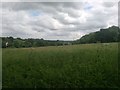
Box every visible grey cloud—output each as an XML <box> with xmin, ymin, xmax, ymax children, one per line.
<box><xmin>1</xmin><ymin>2</ymin><xmax>118</xmax><ymax>40</ymax></box>
<box><xmin>102</xmin><ymin>2</ymin><xmax>116</xmax><ymax>7</ymax></box>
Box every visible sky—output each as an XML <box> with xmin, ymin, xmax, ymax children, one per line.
<box><xmin>1</xmin><ymin>0</ymin><xmax>119</xmax><ymax>40</ymax></box>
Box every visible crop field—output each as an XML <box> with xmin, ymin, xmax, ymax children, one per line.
<box><xmin>2</xmin><ymin>43</ymin><xmax>119</xmax><ymax>88</ymax></box>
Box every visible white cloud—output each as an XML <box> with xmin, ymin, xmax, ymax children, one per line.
<box><xmin>1</xmin><ymin>1</ymin><xmax>118</xmax><ymax>40</ymax></box>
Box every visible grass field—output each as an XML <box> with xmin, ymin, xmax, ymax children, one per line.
<box><xmin>2</xmin><ymin>43</ymin><xmax>119</xmax><ymax>88</ymax></box>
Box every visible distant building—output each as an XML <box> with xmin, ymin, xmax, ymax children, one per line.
<box><xmin>63</xmin><ymin>42</ymin><xmax>71</xmax><ymax>46</ymax></box>
<box><xmin>6</xmin><ymin>42</ymin><xmax>8</xmax><ymax>47</ymax></box>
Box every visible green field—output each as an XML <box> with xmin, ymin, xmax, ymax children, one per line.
<box><xmin>2</xmin><ymin>43</ymin><xmax>119</xmax><ymax>88</ymax></box>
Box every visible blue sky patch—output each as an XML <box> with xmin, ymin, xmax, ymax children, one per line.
<box><xmin>84</xmin><ymin>3</ymin><xmax>93</xmax><ymax>11</ymax></box>
<box><xmin>28</xmin><ymin>10</ymin><xmax>43</xmax><ymax>17</ymax></box>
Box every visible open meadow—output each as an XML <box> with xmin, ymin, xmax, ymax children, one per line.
<box><xmin>2</xmin><ymin>43</ymin><xmax>119</xmax><ymax>88</ymax></box>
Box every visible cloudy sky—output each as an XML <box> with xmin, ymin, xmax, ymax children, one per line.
<box><xmin>1</xmin><ymin>1</ymin><xmax>118</xmax><ymax>40</ymax></box>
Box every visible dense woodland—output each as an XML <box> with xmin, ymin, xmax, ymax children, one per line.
<box><xmin>74</xmin><ymin>26</ymin><xmax>120</xmax><ymax>44</ymax></box>
<box><xmin>1</xmin><ymin>26</ymin><xmax>120</xmax><ymax>48</ymax></box>
<box><xmin>1</xmin><ymin>37</ymin><xmax>72</xmax><ymax>48</ymax></box>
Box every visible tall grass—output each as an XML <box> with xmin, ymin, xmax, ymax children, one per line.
<box><xmin>2</xmin><ymin>43</ymin><xmax>119</xmax><ymax>88</ymax></box>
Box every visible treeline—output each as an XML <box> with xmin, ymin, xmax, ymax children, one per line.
<box><xmin>1</xmin><ymin>37</ymin><xmax>72</xmax><ymax>48</ymax></box>
<box><xmin>1</xmin><ymin>26</ymin><xmax>120</xmax><ymax>48</ymax></box>
<box><xmin>74</xmin><ymin>26</ymin><xmax>120</xmax><ymax>44</ymax></box>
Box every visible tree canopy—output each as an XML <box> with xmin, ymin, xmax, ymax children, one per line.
<box><xmin>75</xmin><ymin>26</ymin><xmax>120</xmax><ymax>44</ymax></box>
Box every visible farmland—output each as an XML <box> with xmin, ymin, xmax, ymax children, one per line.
<box><xmin>2</xmin><ymin>43</ymin><xmax>119</xmax><ymax>88</ymax></box>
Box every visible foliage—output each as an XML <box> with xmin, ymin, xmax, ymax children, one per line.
<box><xmin>75</xmin><ymin>26</ymin><xmax>120</xmax><ymax>44</ymax></box>
<box><xmin>1</xmin><ymin>37</ymin><xmax>72</xmax><ymax>48</ymax></box>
